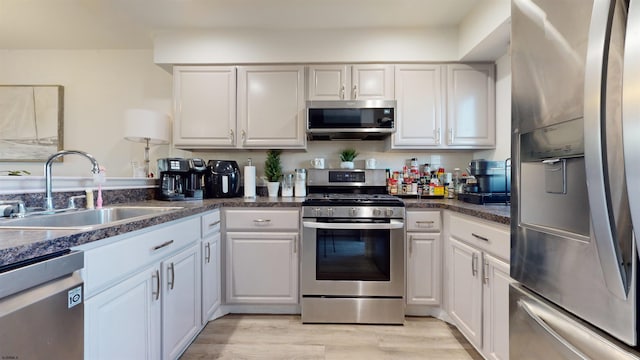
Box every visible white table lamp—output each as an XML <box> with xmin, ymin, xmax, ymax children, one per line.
<box><xmin>124</xmin><ymin>109</ymin><xmax>170</xmax><ymax>177</ymax></box>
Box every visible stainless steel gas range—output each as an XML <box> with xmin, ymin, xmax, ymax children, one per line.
<box><xmin>301</xmin><ymin>169</ymin><xmax>405</xmax><ymax>324</ymax></box>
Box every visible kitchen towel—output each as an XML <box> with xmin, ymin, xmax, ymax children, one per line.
<box><xmin>244</xmin><ymin>165</ymin><xmax>256</xmax><ymax>198</ymax></box>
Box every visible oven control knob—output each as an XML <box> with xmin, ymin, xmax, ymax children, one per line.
<box><xmin>385</xmin><ymin>208</ymin><xmax>395</xmax><ymax>217</ymax></box>
<box><xmin>350</xmin><ymin>207</ymin><xmax>359</xmax><ymax>216</ymax></box>
<box><xmin>314</xmin><ymin>208</ymin><xmax>322</xmax><ymax>216</ymax></box>
<box><xmin>373</xmin><ymin>208</ymin><xmax>382</xmax><ymax>217</ymax></box>
<box><xmin>327</xmin><ymin>208</ymin><xmax>334</xmax><ymax>216</ymax></box>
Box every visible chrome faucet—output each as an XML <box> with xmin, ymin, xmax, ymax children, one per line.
<box><xmin>45</xmin><ymin>150</ymin><xmax>101</xmax><ymax>212</ymax></box>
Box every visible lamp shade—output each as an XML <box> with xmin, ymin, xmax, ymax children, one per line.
<box><xmin>123</xmin><ymin>109</ymin><xmax>170</xmax><ymax>144</ymax></box>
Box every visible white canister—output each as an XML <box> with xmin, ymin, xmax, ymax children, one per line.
<box><xmin>295</xmin><ymin>180</ymin><xmax>306</xmax><ymax>197</ymax></box>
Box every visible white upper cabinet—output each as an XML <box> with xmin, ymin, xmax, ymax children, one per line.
<box><xmin>172</xmin><ymin>62</ymin><xmax>492</xmax><ymax>150</ymax></box>
<box><xmin>391</xmin><ymin>63</ymin><xmax>495</xmax><ymax>150</ymax></box>
<box><xmin>307</xmin><ymin>64</ymin><xmax>394</xmax><ymax>100</ymax></box>
<box><xmin>173</xmin><ymin>66</ymin><xmax>237</xmax><ymax>148</ymax></box>
<box><xmin>307</xmin><ymin>65</ymin><xmax>350</xmax><ymax>100</ymax></box>
<box><xmin>391</xmin><ymin>65</ymin><xmax>444</xmax><ymax>148</ymax></box>
<box><xmin>237</xmin><ymin>65</ymin><xmax>306</xmax><ymax>148</ymax></box>
<box><xmin>446</xmin><ymin>63</ymin><xmax>496</xmax><ymax>148</ymax></box>
<box><xmin>173</xmin><ymin>65</ymin><xmax>305</xmax><ymax>149</ymax></box>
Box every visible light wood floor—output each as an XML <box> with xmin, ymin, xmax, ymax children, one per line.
<box><xmin>181</xmin><ymin>314</ymin><xmax>483</xmax><ymax>360</ymax></box>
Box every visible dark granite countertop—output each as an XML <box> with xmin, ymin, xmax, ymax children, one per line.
<box><xmin>402</xmin><ymin>198</ymin><xmax>511</xmax><ymax>225</ymax></box>
<box><xmin>0</xmin><ymin>196</ymin><xmax>508</xmax><ymax>267</ymax></box>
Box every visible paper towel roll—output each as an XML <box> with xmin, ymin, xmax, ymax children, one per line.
<box><xmin>244</xmin><ymin>165</ymin><xmax>256</xmax><ymax>198</ymax></box>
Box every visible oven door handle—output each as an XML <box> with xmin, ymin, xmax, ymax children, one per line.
<box><xmin>302</xmin><ymin>220</ymin><xmax>404</xmax><ymax>230</ymax></box>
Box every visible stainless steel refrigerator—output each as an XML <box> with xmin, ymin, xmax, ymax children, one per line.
<box><xmin>511</xmin><ymin>0</ymin><xmax>640</xmax><ymax>358</ymax></box>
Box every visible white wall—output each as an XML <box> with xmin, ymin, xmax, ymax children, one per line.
<box><xmin>474</xmin><ymin>52</ymin><xmax>511</xmax><ymax>162</ymax></box>
<box><xmin>0</xmin><ymin>49</ymin><xmax>173</xmax><ymax>177</ymax></box>
<box><xmin>458</xmin><ymin>0</ymin><xmax>510</xmax><ymax>60</ymax></box>
<box><xmin>154</xmin><ymin>27</ymin><xmax>460</xmax><ymax>65</ymax></box>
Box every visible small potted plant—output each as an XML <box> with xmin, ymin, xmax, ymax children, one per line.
<box><xmin>264</xmin><ymin>149</ymin><xmax>283</xmax><ymax>197</ymax></box>
<box><xmin>339</xmin><ymin>148</ymin><xmax>359</xmax><ymax>169</ymax></box>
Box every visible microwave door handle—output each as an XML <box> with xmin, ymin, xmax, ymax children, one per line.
<box><xmin>302</xmin><ymin>220</ymin><xmax>404</xmax><ymax>230</ymax></box>
<box><xmin>584</xmin><ymin>0</ymin><xmax>628</xmax><ymax>299</ymax></box>
<box><xmin>624</xmin><ymin>0</ymin><xmax>640</xmax><ymax>259</ymax></box>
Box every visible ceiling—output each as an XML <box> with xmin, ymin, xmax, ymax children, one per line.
<box><xmin>0</xmin><ymin>0</ymin><xmax>480</xmax><ymax>49</ymax></box>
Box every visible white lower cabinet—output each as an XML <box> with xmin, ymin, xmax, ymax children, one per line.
<box><xmin>78</xmin><ymin>217</ymin><xmax>202</xmax><ymax>360</ymax></box>
<box><xmin>201</xmin><ymin>210</ymin><xmax>222</xmax><ymax>324</ymax></box>
<box><xmin>85</xmin><ymin>265</ymin><xmax>161</xmax><ymax>360</ymax></box>
<box><xmin>482</xmin><ymin>254</ymin><xmax>511</xmax><ymax>360</ymax></box>
<box><xmin>162</xmin><ymin>243</ymin><xmax>201</xmax><ymax>360</ymax></box>
<box><xmin>445</xmin><ymin>211</ymin><xmax>512</xmax><ymax>360</ymax></box>
<box><xmin>448</xmin><ymin>237</ymin><xmax>483</xmax><ymax>347</ymax></box>
<box><xmin>406</xmin><ymin>210</ymin><xmax>442</xmax><ymax>306</ymax></box>
<box><xmin>226</xmin><ymin>232</ymin><xmax>299</xmax><ymax>304</ymax></box>
<box><xmin>224</xmin><ymin>208</ymin><xmax>300</xmax><ymax>305</ymax></box>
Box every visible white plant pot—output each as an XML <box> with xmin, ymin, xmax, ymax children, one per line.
<box><xmin>340</xmin><ymin>161</ymin><xmax>354</xmax><ymax>169</ymax></box>
<box><xmin>267</xmin><ymin>181</ymin><xmax>280</xmax><ymax>197</ymax></box>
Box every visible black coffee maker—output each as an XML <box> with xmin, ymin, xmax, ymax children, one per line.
<box><xmin>186</xmin><ymin>158</ymin><xmax>207</xmax><ymax>199</ymax></box>
<box><xmin>157</xmin><ymin>158</ymin><xmax>190</xmax><ymax>201</ymax></box>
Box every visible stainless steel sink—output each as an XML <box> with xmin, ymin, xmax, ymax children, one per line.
<box><xmin>0</xmin><ymin>206</ymin><xmax>184</xmax><ymax>230</ymax></box>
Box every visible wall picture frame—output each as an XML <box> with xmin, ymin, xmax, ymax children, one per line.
<box><xmin>0</xmin><ymin>85</ymin><xmax>64</xmax><ymax>162</ymax></box>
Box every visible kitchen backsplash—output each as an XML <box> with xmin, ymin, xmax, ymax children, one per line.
<box><xmin>175</xmin><ymin>141</ymin><xmax>476</xmax><ymax>184</ymax></box>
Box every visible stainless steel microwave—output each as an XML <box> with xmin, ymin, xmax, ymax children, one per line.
<box><xmin>306</xmin><ymin>100</ymin><xmax>396</xmax><ymax>140</ymax></box>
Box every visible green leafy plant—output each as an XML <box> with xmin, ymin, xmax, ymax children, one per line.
<box><xmin>264</xmin><ymin>150</ymin><xmax>283</xmax><ymax>182</ymax></box>
<box><xmin>339</xmin><ymin>148</ymin><xmax>359</xmax><ymax>162</ymax></box>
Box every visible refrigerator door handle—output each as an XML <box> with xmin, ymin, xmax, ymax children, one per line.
<box><xmin>583</xmin><ymin>0</ymin><xmax>628</xmax><ymax>299</ymax></box>
<box><xmin>624</xmin><ymin>0</ymin><xmax>640</xmax><ymax>258</ymax></box>
<box><xmin>517</xmin><ymin>299</ymin><xmax>589</xmax><ymax>359</ymax></box>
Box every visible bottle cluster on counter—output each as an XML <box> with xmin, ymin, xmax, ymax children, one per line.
<box><xmin>386</xmin><ymin>158</ymin><xmax>466</xmax><ymax>199</ymax></box>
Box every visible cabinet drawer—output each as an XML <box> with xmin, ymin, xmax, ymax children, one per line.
<box><xmin>82</xmin><ymin>217</ymin><xmax>201</xmax><ymax>297</ymax></box>
<box><xmin>201</xmin><ymin>210</ymin><xmax>221</xmax><ymax>237</ymax></box>
<box><xmin>407</xmin><ymin>211</ymin><xmax>441</xmax><ymax>232</ymax></box>
<box><xmin>225</xmin><ymin>209</ymin><xmax>299</xmax><ymax>231</ymax></box>
<box><xmin>448</xmin><ymin>212</ymin><xmax>509</xmax><ymax>261</ymax></box>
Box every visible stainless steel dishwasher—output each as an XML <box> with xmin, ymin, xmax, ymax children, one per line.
<box><xmin>0</xmin><ymin>250</ymin><xmax>84</xmax><ymax>359</ymax></box>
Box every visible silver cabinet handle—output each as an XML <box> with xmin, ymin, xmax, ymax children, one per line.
<box><xmin>208</xmin><ymin>220</ymin><xmax>221</xmax><ymax>228</ymax></box>
<box><xmin>471</xmin><ymin>253</ymin><xmax>478</xmax><ymax>277</ymax></box>
<box><xmin>340</xmin><ymin>84</ymin><xmax>345</xmax><ymax>99</ymax></box>
<box><xmin>205</xmin><ymin>242</ymin><xmax>211</xmax><ymax>263</ymax></box>
<box><xmin>409</xmin><ymin>235</ymin><xmax>413</xmax><ymax>255</ymax></box>
<box><xmin>152</xmin><ymin>240</ymin><xmax>174</xmax><ymax>251</ymax></box>
<box><xmin>472</xmin><ymin>233</ymin><xmax>489</xmax><ymax>242</ymax></box>
<box><xmin>416</xmin><ymin>220</ymin><xmax>435</xmax><ymax>228</ymax></box>
<box><xmin>152</xmin><ymin>269</ymin><xmax>160</xmax><ymax>301</ymax></box>
<box><xmin>434</xmin><ymin>128</ymin><xmax>441</xmax><ymax>144</ymax></box>
<box><xmin>293</xmin><ymin>235</ymin><xmax>298</xmax><ymax>254</ymax></box>
<box><xmin>449</xmin><ymin>128</ymin><xmax>454</xmax><ymax>144</ymax></box>
<box><xmin>253</xmin><ymin>219</ymin><xmax>271</xmax><ymax>225</ymax></box>
<box><xmin>229</xmin><ymin>128</ymin><xmax>234</xmax><ymax>140</ymax></box>
<box><xmin>241</xmin><ymin>129</ymin><xmax>246</xmax><ymax>144</ymax></box>
<box><xmin>353</xmin><ymin>84</ymin><xmax>358</xmax><ymax>99</ymax></box>
<box><xmin>167</xmin><ymin>263</ymin><xmax>175</xmax><ymax>290</ymax></box>
<box><xmin>483</xmin><ymin>259</ymin><xmax>489</xmax><ymax>285</ymax></box>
